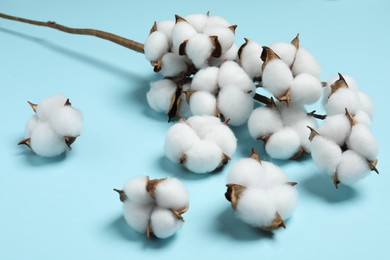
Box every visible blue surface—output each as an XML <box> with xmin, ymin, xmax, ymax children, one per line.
<box><xmin>1</xmin><ymin>0</ymin><xmax>389</xmax><ymax>259</ymax></box>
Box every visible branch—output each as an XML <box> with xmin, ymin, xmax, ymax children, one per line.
<box><xmin>0</xmin><ymin>12</ymin><xmax>144</xmax><ymax>53</ymax></box>
<box><xmin>253</xmin><ymin>93</ymin><xmax>275</xmax><ymax>107</ymax></box>
<box><xmin>307</xmin><ymin>110</ymin><xmax>327</xmax><ymax>120</ymax></box>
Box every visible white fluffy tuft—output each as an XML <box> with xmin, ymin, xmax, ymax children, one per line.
<box><xmin>154</xmin><ymin>178</ymin><xmax>189</xmax><ymax>210</ymax></box>
<box><xmin>262</xmin><ymin>59</ymin><xmax>293</xmax><ymax>98</ymax></box>
<box><xmin>159</xmin><ymin>53</ymin><xmax>188</xmax><ymax>77</ymax></box>
<box><xmin>269</xmin><ymin>42</ymin><xmax>297</xmax><ymax>67</ymax></box>
<box><xmin>318</xmin><ymin>114</ymin><xmax>351</xmax><ymax>146</ymax></box>
<box><xmin>290</xmin><ymin>73</ymin><xmax>322</xmax><ymax>104</ymax></box>
<box><xmin>185</xmin><ymin>33</ymin><xmax>214</xmax><ymax>69</ymax></box>
<box><xmin>247</xmin><ymin>107</ymin><xmax>283</xmax><ymax>140</ymax></box>
<box><xmin>191</xmin><ymin>66</ymin><xmax>219</xmax><ymax>93</ymax></box>
<box><xmin>347</xmin><ymin>123</ymin><xmax>378</xmax><ymax>161</ymax></box>
<box><xmin>144</xmin><ymin>31</ymin><xmax>169</xmax><ymax>62</ymax></box>
<box><xmin>337</xmin><ymin>150</ymin><xmax>371</xmax><ymax>185</ymax></box>
<box><xmin>218</xmin><ymin>61</ymin><xmax>255</xmax><ymax>93</ymax></box>
<box><xmin>310</xmin><ymin>135</ymin><xmax>342</xmax><ymax>176</ymax></box>
<box><xmin>265</xmin><ymin>127</ymin><xmax>301</xmax><ymax>159</ymax></box>
<box><xmin>150</xmin><ymin>207</ymin><xmax>183</xmax><ymax>239</ymax></box>
<box><xmin>189</xmin><ymin>91</ymin><xmax>217</xmax><ymax>116</ymax></box>
<box><xmin>123</xmin><ymin>176</ymin><xmax>154</xmax><ymax>205</ymax></box>
<box><xmin>146</xmin><ymin>79</ymin><xmax>177</xmax><ymax>113</ymax></box>
<box><xmin>291</xmin><ymin>47</ymin><xmax>321</xmax><ymax>78</ymax></box>
<box><xmin>226</xmin><ymin>158</ymin><xmax>264</xmax><ymax>187</ymax></box>
<box><xmin>123</xmin><ymin>201</ymin><xmax>154</xmax><ymax>233</ymax></box>
<box><xmin>50</xmin><ymin>105</ymin><xmax>83</xmax><ymax>137</ymax></box>
<box><xmin>184</xmin><ymin>140</ymin><xmax>223</xmax><ymax>174</ymax></box>
<box><xmin>29</xmin><ymin>123</ymin><xmax>67</xmax><ymax>157</ymax></box>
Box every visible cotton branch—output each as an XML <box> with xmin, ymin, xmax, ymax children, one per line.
<box><xmin>0</xmin><ymin>12</ymin><xmax>144</xmax><ymax>53</ymax></box>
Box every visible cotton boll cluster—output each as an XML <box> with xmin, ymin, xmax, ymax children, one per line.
<box><xmin>164</xmin><ymin>115</ymin><xmax>237</xmax><ymax>173</ymax></box>
<box><xmin>225</xmin><ymin>149</ymin><xmax>298</xmax><ymax>230</ymax></box>
<box><xmin>19</xmin><ymin>95</ymin><xmax>83</xmax><ymax>157</ymax></box>
<box><xmin>114</xmin><ymin>176</ymin><xmax>189</xmax><ymax>239</ymax></box>
<box><xmin>247</xmin><ymin>100</ymin><xmax>317</xmax><ymax>160</ymax></box>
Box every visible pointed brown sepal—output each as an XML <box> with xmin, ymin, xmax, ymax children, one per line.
<box><xmin>345</xmin><ymin>108</ymin><xmax>357</xmax><ymax>126</ymax></box>
<box><xmin>237</xmin><ymin>38</ymin><xmax>249</xmax><ymax>60</ymax></box>
<box><xmin>178</xmin><ymin>40</ymin><xmax>188</xmax><ymax>56</ymax></box>
<box><xmin>182</xmin><ymin>89</ymin><xmax>196</xmax><ymax>104</ymax></box>
<box><xmin>225</xmin><ymin>184</ymin><xmax>246</xmax><ymax>209</ymax></box>
<box><xmin>332</xmin><ymin>173</ymin><xmax>340</xmax><ymax>189</ymax></box>
<box><xmin>261</xmin><ymin>212</ymin><xmax>286</xmax><ymax>231</ymax></box>
<box><xmin>146</xmin><ymin>177</ymin><xmax>167</xmax><ymax>199</ymax></box>
<box><xmin>307</xmin><ymin>126</ymin><xmax>319</xmax><ymax>141</ymax></box>
<box><xmin>210</xmin><ymin>36</ymin><xmax>222</xmax><ymax>58</ymax></box>
<box><xmin>175</xmin><ymin>15</ymin><xmax>187</xmax><ymax>24</ymax></box>
<box><xmin>168</xmin><ymin>87</ymin><xmax>183</xmax><ymax>122</ymax></box>
<box><xmin>171</xmin><ymin>205</ymin><xmax>189</xmax><ymax>221</ymax></box>
<box><xmin>290</xmin><ymin>147</ymin><xmax>306</xmax><ymax>160</ymax></box>
<box><xmin>216</xmin><ymin>154</ymin><xmax>231</xmax><ymax>170</ymax></box>
<box><xmin>18</xmin><ymin>138</ymin><xmax>31</xmax><ymax>149</ymax></box>
<box><xmin>250</xmin><ymin>148</ymin><xmax>261</xmax><ymax>162</ymax></box>
<box><xmin>257</xmin><ymin>133</ymin><xmax>271</xmax><ymax>143</ymax></box>
<box><xmin>64</xmin><ymin>136</ymin><xmax>77</xmax><ymax>149</ymax></box>
<box><xmin>368</xmin><ymin>159</ymin><xmax>379</xmax><ymax>174</ymax></box>
<box><xmin>321</xmin><ymin>81</ymin><xmax>327</xmax><ymax>87</ymax></box>
<box><xmin>179</xmin><ymin>154</ymin><xmax>187</xmax><ymax>164</ymax></box>
<box><xmin>228</xmin><ymin>25</ymin><xmax>237</xmax><ymax>33</ymax></box>
<box><xmin>287</xmin><ymin>182</ymin><xmax>298</xmax><ymax>186</ymax></box>
<box><xmin>146</xmin><ymin>222</ymin><xmax>153</xmax><ymax>239</ymax></box>
<box><xmin>27</xmin><ymin>101</ymin><xmax>37</xmax><ymax>113</ymax></box>
<box><xmin>64</xmin><ymin>98</ymin><xmax>71</xmax><ymax>106</ymax></box>
<box><xmin>261</xmin><ymin>46</ymin><xmax>280</xmax><ymax>71</ymax></box>
<box><xmin>223</xmin><ymin>118</ymin><xmax>231</xmax><ymax>125</ymax></box>
<box><xmin>291</xmin><ymin>33</ymin><xmax>300</xmax><ymax>49</ymax></box>
<box><xmin>329</xmin><ymin>73</ymin><xmax>349</xmax><ymax>97</ymax></box>
<box><xmin>151</xmin><ymin>60</ymin><xmax>162</xmax><ymax>72</ymax></box>
<box><xmin>277</xmin><ymin>88</ymin><xmax>292</xmax><ymax>105</ymax></box>
<box><xmin>113</xmin><ymin>189</ymin><xmax>127</xmax><ymax>202</ymax></box>
<box><xmin>150</xmin><ymin>21</ymin><xmax>158</xmax><ymax>34</ymax></box>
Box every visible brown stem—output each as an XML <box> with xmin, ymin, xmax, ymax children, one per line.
<box><xmin>307</xmin><ymin>110</ymin><xmax>327</xmax><ymax>120</ymax></box>
<box><xmin>253</xmin><ymin>93</ymin><xmax>275</xmax><ymax>107</ymax></box>
<box><xmin>0</xmin><ymin>12</ymin><xmax>144</xmax><ymax>53</ymax></box>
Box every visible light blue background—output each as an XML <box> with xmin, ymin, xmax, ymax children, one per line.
<box><xmin>1</xmin><ymin>0</ymin><xmax>389</xmax><ymax>259</ymax></box>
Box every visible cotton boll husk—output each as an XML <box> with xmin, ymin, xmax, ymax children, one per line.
<box><xmin>236</xmin><ymin>188</ymin><xmax>276</xmax><ymax>228</ymax></box>
<box><xmin>290</xmin><ymin>73</ymin><xmax>322</xmax><ymax>104</ymax></box>
<box><xmin>226</xmin><ymin>158</ymin><xmax>264</xmax><ymax>187</ymax></box>
<box><xmin>189</xmin><ymin>91</ymin><xmax>217</xmax><ymax>116</ymax></box>
<box><xmin>277</xmin><ymin>102</ymin><xmax>307</xmax><ymax>126</ymax></box>
<box><xmin>203</xmin><ymin>25</ymin><xmax>235</xmax><ymax>54</ymax></box>
<box><xmin>146</xmin><ymin>79</ymin><xmax>177</xmax><ymax>113</ymax></box>
<box><xmin>164</xmin><ymin>122</ymin><xmax>200</xmax><ymax>163</ymax></box>
<box><xmin>172</xmin><ymin>21</ymin><xmax>197</xmax><ymax>54</ymax></box>
<box><xmin>240</xmin><ymin>40</ymin><xmax>263</xmax><ymax>79</ymax></box>
<box><xmin>144</xmin><ymin>31</ymin><xmax>169</xmax><ymax>62</ymax></box>
<box><xmin>30</xmin><ymin>123</ymin><xmax>67</xmax><ymax>157</ymax></box>
<box><xmin>25</xmin><ymin>115</ymin><xmax>40</xmax><ymax>137</ymax></box>
<box><xmin>123</xmin><ymin>201</ymin><xmax>154</xmax><ymax>233</ymax></box>
<box><xmin>184</xmin><ymin>140</ymin><xmax>223</xmax><ymax>174</ymax></box>
<box><xmin>186</xmin><ymin>115</ymin><xmax>221</xmax><ymax>139</ymax></box>
<box><xmin>265</xmin><ymin>127</ymin><xmax>301</xmax><ymax>159</ymax></box>
<box><xmin>50</xmin><ymin>105</ymin><xmax>83</xmax><ymax>137</ymax></box>
<box><xmin>36</xmin><ymin>94</ymin><xmax>68</xmax><ymax>121</ymax></box>
<box><xmin>150</xmin><ymin>207</ymin><xmax>183</xmax><ymax>239</ymax></box>
<box><xmin>191</xmin><ymin>66</ymin><xmax>219</xmax><ymax>93</ymax></box>
<box><xmin>262</xmin><ymin>59</ymin><xmax>293</xmax><ymax>98</ymax></box>
<box><xmin>247</xmin><ymin>107</ymin><xmax>284</xmax><ymax>140</ymax></box>
<box><xmin>204</xmin><ymin>124</ymin><xmax>237</xmax><ymax>157</ymax></box>
<box><xmin>354</xmin><ymin>111</ymin><xmax>371</xmax><ymax>127</ymax></box>
<box><xmin>310</xmin><ymin>135</ymin><xmax>342</xmax><ymax>175</ymax></box>
<box><xmin>268</xmin><ymin>184</ymin><xmax>298</xmax><ymax>219</ymax></box>
<box><xmin>185</xmin><ymin>33</ymin><xmax>214</xmax><ymax>69</ymax></box>
<box><xmin>156</xmin><ymin>20</ymin><xmax>175</xmax><ymax>46</ymax></box>
<box><xmin>291</xmin><ymin>47</ymin><xmax>321</xmax><ymax>79</ymax></box>
<box><xmin>218</xmin><ymin>61</ymin><xmax>255</xmax><ymax>93</ymax></box>
<box><xmin>291</xmin><ymin>117</ymin><xmax>318</xmax><ymax>152</ymax></box>
<box><xmin>122</xmin><ymin>176</ymin><xmax>154</xmax><ymax>205</ymax></box>
<box><xmin>318</xmin><ymin>114</ymin><xmax>351</xmax><ymax>146</ymax></box>
<box><xmin>347</xmin><ymin>123</ymin><xmax>378</xmax><ymax>161</ymax></box>
<box><xmin>218</xmin><ymin>87</ymin><xmax>254</xmax><ymax>126</ymax></box>
<box><xmin>357</xmin><ymin>91</ymin><xmax>374</xmax><ymax>118</ymax></box>
<box><xmin>206</xmin><ymin>15</ymin><xmax>230</xmax><ymax>28</ymax></box>
<box><xmin>325</xmin><ymin>88</ymin><xmax>361</xmax><ymax>116</ymax></box>
<box><xmin>154</xmin><ymin>178</ymin><xmax>189</xmax><ymax>210</ymax></box>
<box><xmin>269</xmin><ymin>42</ymin><xmax>297</xmax><ymax>67</ymax></box>
<box><xmin>262</xmin><ymin>161</ymin><xmax>288</xmax><ymax>187</ymax></box>
<box><xmin>337</xmin><ymin>150</ymin><xmax>371</xmax><ymax>185</ymax></box>
<box><xmin>159</xmin><ymin>53</ymin><xmax>188</xmax><ymax>77</ymax></box>
<box><xmin>327</xmin><ymin>74</ymin><xmax>359</xmax><ymax>91</ymax></box>
<box><xmin>185</xmin><ymin>13</ymin><xmax>208</xmax><ymax>33</ymax></box>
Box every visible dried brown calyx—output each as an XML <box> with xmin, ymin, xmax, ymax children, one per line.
<box><xmin>329</xmin><ymin>73</ymin><xmax>349</xmax><ymax>97</ymax></box>
<box><xmin>237</xmin><ymin>38</ymin><xmax>249</xmax><ymax>60</ymax></box>
<box><xmin>113</xmin><ymin>188</ymin><xmax>128</xmax><ymax>202</ymax></box>
<box><xmin>225</xmin><ymin>183</ymin><xmax>246</xmax><ymax>209</ymax></box>
<box><xmin>277</xmin><ymin>88</ymin><xmax>292</xmax><ymax>105</ymax></box>
<box><xmin>260</xmin><ymin>46</ymin><xmax>280</xmax><ymax>71</ymax></box>
<box><xmin>261</xmin><ymin>212</ymin><xmax>286</xmax><ymax>231</ymax></box>
<box><xmin>145</xmin><ymin>176</ymin><xmax>167</xmax><ymax>199</ymax></box>
<box><xmin>291</xmin><ymin>33</ymin><xmax>300</xmax><ymax>49</ymax></box>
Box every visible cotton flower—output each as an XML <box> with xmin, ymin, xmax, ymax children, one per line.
<box><xmin>164</xmin><ymin>115</ymin><xmax>236</xmax><ymax>174</ymax></box>
<box><xmin>114</xmin><ymin>176</ymin><xmax>189</xmax><ymax>239</ymax></box>
<box><xmin>225</xmin><ymin>149</ymin><xmax>298</xmax><ymax>231</ymax></box>
<box><xmin>19</xmin><ymin>95</ymin><xmax>83</xmax><ymax>157</ymax></box>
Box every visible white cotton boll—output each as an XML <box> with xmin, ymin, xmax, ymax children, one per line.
<box><xmin>154</xmin><ymin>178</ymin><xmax>189</xmax><ymax>210</ymax></box>
<box><xmin>123</xmin><ymin>201</ymin><xmax>154</xmax><ymax>233</ymax></box>
<box><xmin>185</xmin><ymin>13</ymin><xmax>208</xmax><ymax>33</ymax></box>
<box><xmin>354</xmin><ymin>111</ymin><xmax>371</xmax><ymax>127</ymax></box>
<box><xmin>25</xmin><ymin>115</ymin><xmax>40</xmax><ymax>137</ymax></box>
<box><xmin>206</xmin><ymin>15</ymin><xmax>230</xmax><ymax>28</ymax></box>
<box><xmin>150</xmin><ymin>207</ymin><xmax>183</xmax><ymax>239</ymax></box>
<box><xmin>49</xmin><ymin>105</ymin><xmax>83</xmax><ymax>137</ymax></box>
<box><xmin>291</xmin><ymin>47</ymin><xmax>321</xmax><ymax>79</ymax></box>
<box><xmin>191</xmin><ymin>66</ymin><xmax>219</xmax><ymax>93</ymax></box>
<box><xmin>337</xmin><ymin>150</ymin><xmax>371</xmax><ymax>185</ymax></box>
<box><xmin>269</xmin><ymin>42</ymin><xmax>297</xmax><ymax>67</ymax></box>
<box><xmin>318</xmin><ymin>114</ymin><xmax>351</xmax><ymax>146</ymax></box>
<box><xmin>189</xmin><ymin>91</ymin><xmax>217</xmax><ymax>116</ymax></box>
<box><xmin>268</xmin><ymin>184</ymin><xmax>298</xmax><ymax>219</ymax></box>
<box><xmin>265</xmin><ymin>127</ymin><xmax>301</xmax><ymax>159</ymax></box>
<box><xmin>290</xmin><ymin>73</ymin><xmax>322</xmax><ymax>104</ymax></box>
<box><xmin>226</xmin><ymin>158</ymin><xmax>264</xmax><ymax>187</ymax></box>
<box><xmin>122</xmin><ymin>176</ymin><xmax>154</xmax><ymax>205</ymax></box>
<box><xmin>222</xmin><ymin>43</ymin><xmax>239</xmax><ymax>61</ymax></box>
<box><xmin>185</xmin><ymin>33</ymin><xmax>214</xmax><ymax>69</ymax></box>
<box><xmin>277</xmin><ymin>102</ymin><xmax>307</xmax><ymax>126</ymax></box>
<box><xmin>203</xmin><ymin>25</ymin><xmax>235</xmax><ymax>54</ymax></box>
<box><xmin>204</xmin><ymin>124</ymin><xmax>237</xmax><ymax>157</ymax></box>
<box><xmin>164</xmin><ymin>122</ymin><xmax>200</xmax><ymax>163</ymax></box>
<box><xmin>357</xmin><ymin>91</ymin><xmax>374</xmax><ymax>118</ymax></box>
<box><xmin>247</xmin><ymin>107</ymin><xmax>283</xmax><ymax>140</ymax></box>
<box><xmin>184</xmin><ymin>140</ymin><xmax>223</xmax><ymax>174</ymax></box>
<box><xmin>146</xmin><ymin>79</ymin><xmax>177</xmax><ymax>113</ymax></box>
<box><xmin>156</xmin><ymin>20</ymin><xmax>175</xmax><ymax>46</ymax></box>
<box><xmin>236</xmin><ymin>188</ymin><xmax>276</xmax><ymax>228</ymax></box>
<box><xmin>218</xmin><ymin>87</ymin><xmax>254</xmax><ymax>126</ymax></box>
<box><xmin>262</xmin><ymin>59</ymin><xmax>293</xmax><ymax>98</ymax></box>
<box><xmin>291</xmin><ymin>117</ymin><xmax>318</xmax><ymax>152</ymax></box>
<box><xmin>325</xmin><ymin>88</ymin><xmax>361</xmax><ymax>116</ymax></box>
<box><xmin>144</xmin><ymin>31</ymin><xmax>169</xmax><ymax>62</ymax></box>
<box><xmin>186</xmin><ymin>115</ymin><xmax>221</xmax><ymax>138</ymax></box>
<box><xmin>262</xmin><ymin>161</ymin><xmax>288</xmax><ymax>187</ymax></box>
<box><xmin>347</xmin><ymin>123</ymin><xmax>378</xmax><ymax>161</ymax></box>
<box><xmin>159</xmin><ymin>53</ymin><xmax>188</xmax><ymax>77</ymax></box>
<box><xmin>172</xmin><ymin>21</ymin><xmax>197</xmax><ymax>53</ymax></box>
<box><xmin>30</xmin><ymin>123</ymin><xmax>67</xmax><ymax>157</ymax></box>
<box><xmin>36</xmin><ymin>94</ymin><xmax>68</xmax><ymax>121</ymax></box>
<box><xmin>240</xmin><ymin>40</ymin><xmax>263</xmax><ymax>79</ymax></box>
<box><xmin>310</xmin><ymin>135</ymin><xmax>342</xmax><ymax>175</ymax></box>
<box><xmin>218</xmin><ymin>61</ymin><xmax>255</xmax><ymax>93</ymax></box>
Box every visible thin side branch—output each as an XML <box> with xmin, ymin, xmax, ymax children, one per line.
<box><xmin>0</xmin><ymin>12</ymin><xmax>144</xmax><ymax>53</ymax></box>
<box><xmin>253</xmin><ymin>93</ymin><xmax>275</xmax><ymax>107</ymax></box>
<box><xmin>307</xmin><ymin>110</ymin><xmax>327</xmax><ymax>120</ymax></box>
